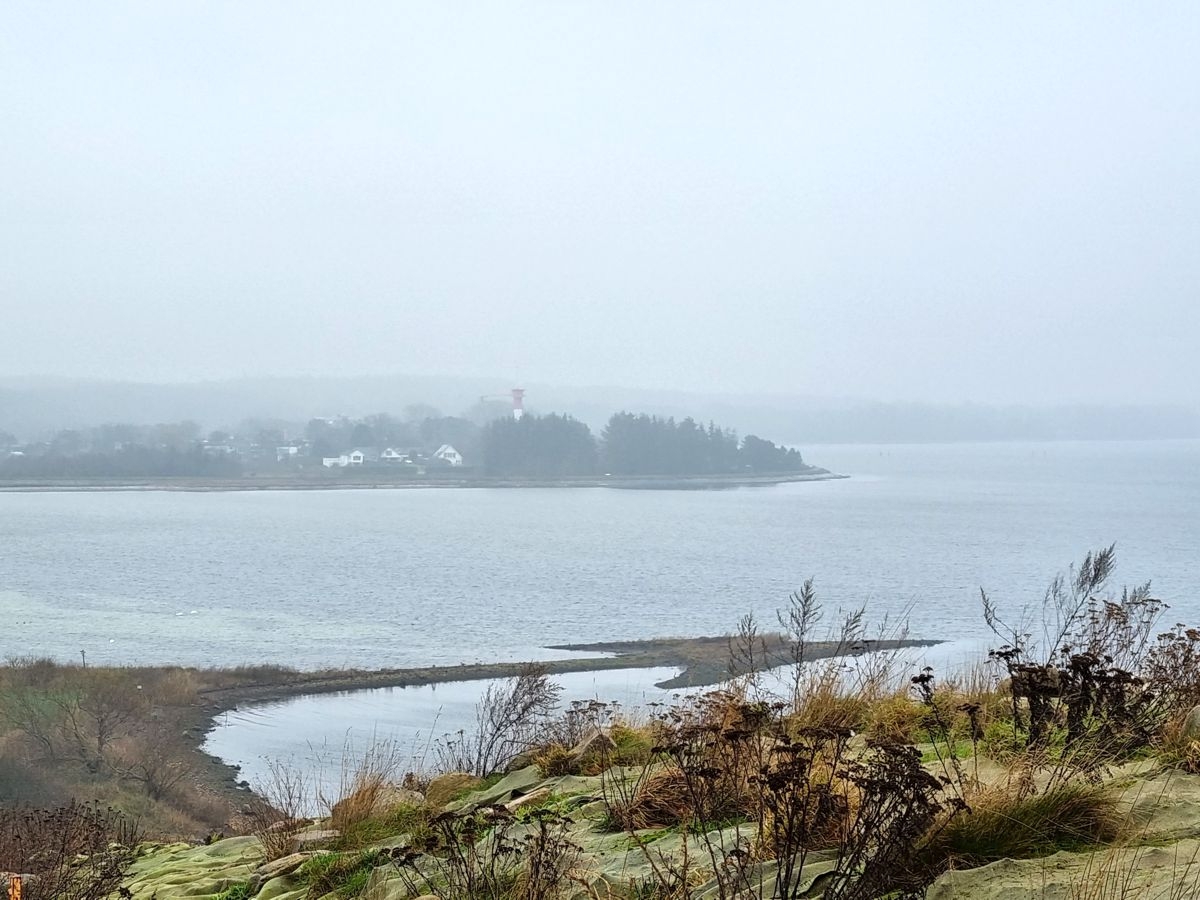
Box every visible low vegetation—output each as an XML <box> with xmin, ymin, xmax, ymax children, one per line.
<box><xmin>8</xmin><ymin>546</ymin><xmax>1200</xmax><ymax>899</ymax></box>
<box><xmin>0</xmin><ymin>800</ymin><xmax>142</xmax><ymax>900</ymax></box>
<box><xmin>0</xmin><ymin>659</ymin><xmax>318</xmax><ymax>838</ymax></box>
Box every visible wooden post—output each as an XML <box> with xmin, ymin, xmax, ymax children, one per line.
<box><xmin>8</xmin><ymin>874</ymin><xmax>22</xmax><ymax>900</ymax></box>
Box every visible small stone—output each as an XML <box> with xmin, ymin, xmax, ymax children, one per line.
<box><xmin>291</xmin><ymin>829</ymin><xmax>339</xmax><ymax>851</ymax></box>
<box><xmin>265</xmin><ymin>817</ymin><xmax>312</xmax><ymax>833</ymax></box>
<box><xmin>571</xmin><ymin>728</ymin><xmax>617</xmax><ymax>759</ymax></box>
<box><xmin>505</xmin><ymin>786</ymin><xmax>554</xmax><ymax>812</ymax></box>
<box><xmin>255</xmin><ymin>851</ymin><xmax>312</xmax><ymax>879</ymax></box>
<box><xmin>1182</xmin><ymin>706</ymin><xmax>1200</xmax><ymax>741</ymax></box>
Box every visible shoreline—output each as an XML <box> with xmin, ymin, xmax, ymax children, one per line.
<box><xmin>195</xmin><ymin>634</ymin><xmax>938</xmax><ymax>709</ymax></box>
<box><xmin>192</xmin><ymin>633</ymin><xmax>940</xmax><ymax>797</ymax></box>
<box><xmin>0</xmin><ymin>469</ymin><xmax>845</xmax><ymax>493</ymax></box>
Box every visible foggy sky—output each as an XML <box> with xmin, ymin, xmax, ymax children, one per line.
<box><xmin>2</xmin><ymin>3</ymin><xmax>1198</xmax><ymax>406</ymax></box>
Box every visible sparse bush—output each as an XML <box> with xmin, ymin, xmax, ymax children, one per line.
<box><xmin>247</xmin><ymin>758</ymin><xmax>311</xmax><ymax>861</ymax></box>
<box><xmin>604</xmin><ymin>683</ymin><xmax>963</xmax><ymax>900</ymax></box>
<box><xmin>436</xmin><ymin>665</ymin><xmax>563</xmax><ymax>777</ymax></box>
<box><xmin>1146</xmin><ymin>624</ymin><xmax>1200</xmax><ymax>710</ymax></box>
<box><xmin>0</xmin><ymin>800</ymin><xmax>142</xmax><ymax>900</ymax></box>
<box><xmin>392</xmin><ymin>806</ymin><xmax>581</xmax><ymax>900</ymax></box>
<box><xmin>110</xmin><ymin>722</ymin><xmax>194</xmax><ymax>800</ymax></box>
<box><xmin>983</xmin><ymin>546</ymin><xmax>1169</xmax><ymax>760</ymax></box>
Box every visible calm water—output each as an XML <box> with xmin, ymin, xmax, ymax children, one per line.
<box><xmin>206</xmin><ymin>666</ymin><xmax>692</xmax><ymax>804</ymax></box>
<box><xmin>2</xmin><ymin>440</ymin><xmax>1198</xmax><ymax>670</ymax></box>
<box><xmin>203</xmin><ymin>643</ymin><xmax>987</xmax><ymax>800</ymax></box>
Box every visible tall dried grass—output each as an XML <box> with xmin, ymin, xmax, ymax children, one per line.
<box><xmin>323</xmin><ymin>735</ymin><xmax>406</xmax><ymax>832</ymax></box>
<box><xmin>246</xmin><ymin>758</ymin><xmax>311</xmax><ymax>861</ymax></box>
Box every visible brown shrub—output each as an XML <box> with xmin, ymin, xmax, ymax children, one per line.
<box><xmin>0</xmin><ymin>801</ymin><xmax>142</xmax><ymax>900</ymax></box>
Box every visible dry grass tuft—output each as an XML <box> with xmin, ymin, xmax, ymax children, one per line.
<box><xmin>607</xmin><ymin>766</ymin><xmax>695</xmax><ymax>831</ymax></box>
<box><xmin>324</xmin><ymin>737</ymin><xmax>406</xmax><ymax>833</ymax></box>
<box><xmin>926</xmin><ymin>780</ymin><xmax>1123</xmax><ymax>871</ymax></box>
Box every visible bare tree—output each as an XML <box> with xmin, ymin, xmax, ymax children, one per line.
<box><xmin>438</xmin><ymin>665</ymin><xmax>562</xmax><ymax>776</ymax></box>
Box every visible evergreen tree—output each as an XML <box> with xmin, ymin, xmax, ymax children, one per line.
<box><xmin>481</xmin><ymin>413</ymin><xmax>599</xmax><ymax>477</ymax></box>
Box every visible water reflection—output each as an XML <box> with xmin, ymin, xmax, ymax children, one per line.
<box><xmin>205</xmin><ymin>666</ymin><xmax>695</xmax><ymax>806</ymax></box>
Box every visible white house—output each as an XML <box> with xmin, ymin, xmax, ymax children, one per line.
<box><xmin>348</xmin><ymin>449</ymin><xmax>366</xmax><ymax>466</ymax></box>
<box><xmin>322</xmin><ymin>455</ymin><xmax>350</xmax><ymax>468</ymax></box>
<box><xmin>379</xmin><ymin>447</ymin><xmax>407</xmax><ymax>464</ymax></box>
<box><xmin>433</xmin><ymin>444</ymin><xmax>464</xmax><ymax>466</ymax></box>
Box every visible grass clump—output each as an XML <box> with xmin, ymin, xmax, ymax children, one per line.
<box><xmin>458</xmin><ymin>772</ymin><xmax>504</xmax><ymax>798</ymax></box>
<box><xmin>864</xmin><ymin>694</ymin><xmax>926</xmax><ymax>744</ymax></box>
<box><xmin>926</xmin><ymin>781</ymin><xmax>1123</xmax><ymax>869</ymax></box>
<box><xmin>608</xmin><ymin>722</ymin><xmax>654</xmax><ymax>768</ymax></box>
<box><xmin>534</xmin><ymin>744</ymin><xmax>580</xmax><ymax>777</ymax></box>
<box><xmin>301</xmin><ymin>849</ymin><xmax>384</xmax><ymax>898</ymax></box>
<box><xmin>334</xmin><ymin>801</ymin><xmax>428</xmax><ymax>851</ymax></box>
<box><xmin>213</xmin><ymin>881</ymin><xmax>255</xmax><ymax>900</ymax></box>
<box><xmin>325</xmin><ymin>737</ymin><xmax>407</xmax><ymax>832</ymax></box>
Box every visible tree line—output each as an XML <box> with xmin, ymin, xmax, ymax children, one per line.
<box><xmin>482</xmin><ymin>412</ymin><xmax>807</xmax><ymax>477</ymax></box>
<box><xmin>0</xmin><ymin>409</ymin><xmax>808</xmax><ymax>479</ymax></box>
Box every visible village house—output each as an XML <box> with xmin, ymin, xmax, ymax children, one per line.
<box><xmin>433</xmin><ymin>444</ymin><xmax>463</xmax><ymax>466</ymax></box>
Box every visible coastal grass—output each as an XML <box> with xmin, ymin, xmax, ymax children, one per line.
<box><xmin>325</xmin><ymin>737</ymin><xmax>407</xmax><ymax>833</ymax></box>
<box><xmin>212</xmin><ymin>881</ymin><xmax>255</xmax><ymax>900</ymax></box>
<box><xmin>334</xmin><ymin>802</ymin><xmax>429</xmax><ymax>852</ymax></box>
<box><xmin>926</xmin><ymin>781</ymin><xmax>1124</xmax><ymax>870</ymax></box>
<box><xmin>301</xmin><ymin>849</ymin><xmax>384</xmax><ymax>898</ymax></box>
<box><xmin>1062</xmin><ymin>841</ymin><xmax>1200</xmax><ymax>900</ymax></box>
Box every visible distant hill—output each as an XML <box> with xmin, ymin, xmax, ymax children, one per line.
<box><xmin>1</xmin><ymin>374</ymin><xmax>1197</xmax><ymax>444</ymax></box>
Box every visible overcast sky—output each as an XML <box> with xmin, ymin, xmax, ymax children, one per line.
<box><xmin>2</xmin><ymin>2</ymin><xmax>1197</xmax><ymax>405</ymax></box>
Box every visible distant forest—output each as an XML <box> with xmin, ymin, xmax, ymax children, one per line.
<box><xmin>482</xmin><ymin>412</ymin><xmax>806</xmax><ymax>477</ymax></box>
<box><xmin>0</xmin><ymin>409</ymin><xmax>808</xmax><ymax>479</ymax></box>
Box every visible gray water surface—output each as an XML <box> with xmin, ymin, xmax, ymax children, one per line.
<box><xmin>2</xmin><ymin>440</ymin><xmax>1197</xmax><ymax>670</ymax></box>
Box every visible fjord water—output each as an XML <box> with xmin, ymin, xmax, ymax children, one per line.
<box><xmin>2</xmin><ymin>440</ymin><xmax>1199</xmax><ymax>671</ymax></box>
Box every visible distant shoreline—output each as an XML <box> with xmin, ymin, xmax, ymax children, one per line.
<box><xmin>197</xmin><ymin>634</ymin><xmax>940</xmax><ymax>710</ymax></box>
<box><xmin>180</xmin><ymin>631</ymin><xmax>935</xmax><ymax>801</ymax></box>
<box><xmin>0</xmin><ymin>469</ymin><xmax>845</xmax><ymax>493</ymax></box>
